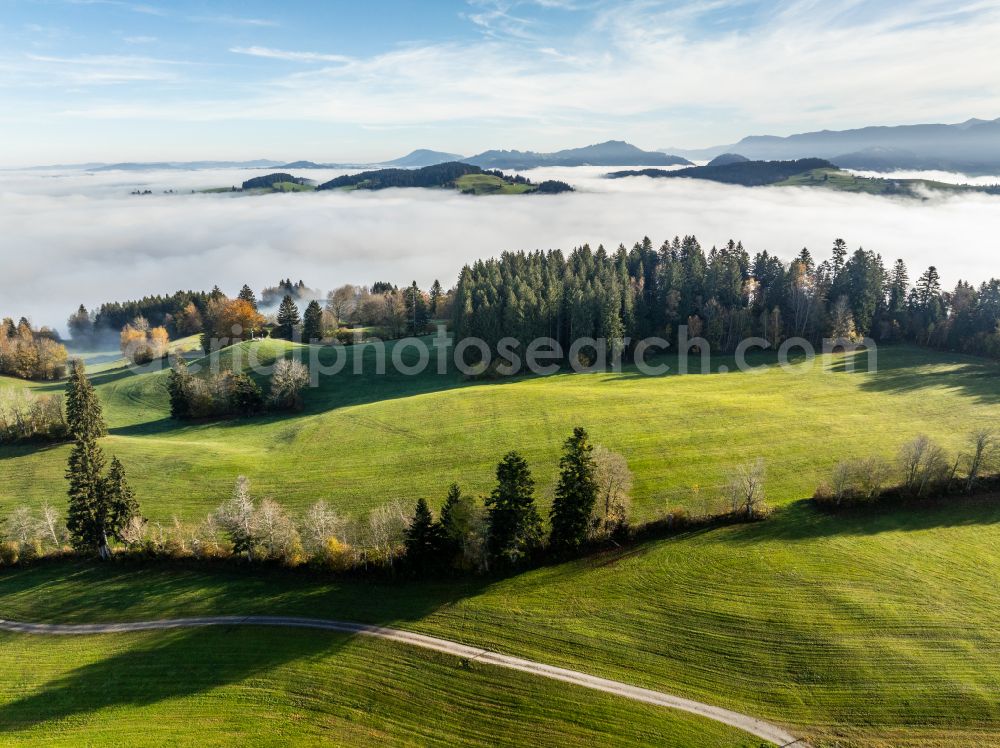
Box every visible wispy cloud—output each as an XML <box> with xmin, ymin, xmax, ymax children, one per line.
<box><xmin>230</xmin><ymin>46</ymin><xmax>352</xmax><ymax>64</ymax></box>
<box><xmin>63</xmin><ymin>0</ymin><xmax>166</xmax><ymax>16</ymax></box>
<box><xmin>187</xmin><ymin>14</ymin><xmax>278</xmax><ymax>27</ymax></box>
<box><xmin>19</xmin><ymin>53</ymin><xmax>185</xmax><ymax>85</ymax></box>
<box><xmin>6</xmin><ymin>0</ymin><xmax>1000</xmax><ymax>151</ymax></box>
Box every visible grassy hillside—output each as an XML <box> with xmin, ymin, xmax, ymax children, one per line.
<box><xmin>775</xmin><ymin>167</ymin><xmax>998</xmax><ymax>196</ymax></box>
<box><xmin>3</xmin><ymin>498</ymin><xmax>1000</xmax><ymax>746</ymax></box>
<box><xmin>454</xmin><ymin>173</ymin><xmax>534</xmax><ymax>194</ymax></box>
<box><xmin>1</xmin><ymin>342</ymin><xmax>998</xmax><ymax>523</ymax></box>
<box><xmin>0</xmin><ymin>627</ymin><xmax>758</xmax><ymax>747</ymax></box>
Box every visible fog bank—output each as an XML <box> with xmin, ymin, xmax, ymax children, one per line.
<box><xmin>2</xmin><ymin>166</ymin><xmax>999</xmax><ymax>332</ymax></box>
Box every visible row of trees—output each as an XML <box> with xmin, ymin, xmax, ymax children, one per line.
<box><xmin>0</xmin><ymin>317</ymin><xmax>68</xmax><ymax>380</ymax></box>
<box><xmin>168</xmin><ymin>357</ymin><xmax>310</xmax><ymax>419</ymax></box>
<box><xmin>0</xmin><ymin>388</ymin><xmax>68</xmax><ymax>444</ymax></box>
<box><xmin>451</xmin><ymin>237</ymin><xmax>1000</xmax><ymax>360</ymax></box>
<box><xmin>814</xmin><ymin>430</ymin><xmax>999</xmax><ymax>507</ymax></box>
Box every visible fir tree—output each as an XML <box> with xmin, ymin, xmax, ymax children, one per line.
<box><xmin>429</xmin><ymin>279</ymin><xmax>443</xmax><ymax>316</ymax></box>
<box><xmin>64</xmin><ymin>363</ymin><xmax>138</xmax><ymax>559</ymax></box>
<box><xmin>439</xmin><ymin>482</ymin><xmax>475</xmax><ymax>561</ymax></box>
<box><xmin>66</xmin><ymin>432</ymin><xmax>107</xmax><ymax>555</ymax></box>
<box><xmin>405</xmin><ymin>281</ymin><xmax>429</xmax><ymax>335</ymax></box>
<box><xmin>486</xmin><ymin>451</ymin><xmax>542</xmax><ymax>566</ymax></box>
<box><xmin>67</xmin><ymin>304</ymin><xmax>93</xmax><ymax>341</ymax></box>
<box><xmin>549</xmin><ymin>427</ymin><xmax>598</xmax><ymax>551</ymax></box>
<box><xmin>238</xmin><ymin>284</ymin><xmax>258</xmax><ymax>311</ymax></box>
<box><xmin>302</xmin><ymin>299</ymin><xmax>323</xmax><ymax>342</ymax></box>
<box><xmin>273</xmin><ymin>295</ymin><xmax>301</xmax><ymax>340</ymax></box>
<box><xmin>167</xmin><ymin>355</ymin><xmax>193</xmax><ymax>419</ymax></box>
<box><xmin>404</xmin><ymin>498</ymin><xmax>445</xmax><ymax>573</ymax></box>
<box><xmin>65</xmin><ymin>359</ymin><xmax>106</xmax><ymax>440</ymax></box>
<box><xmin>103</xmin><ymin>456</ymin><xmax>139</xmax><ymax>541</ymax></box>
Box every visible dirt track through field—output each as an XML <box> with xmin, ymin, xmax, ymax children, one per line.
<box><xmin>0</xmin><ymin>615</ymin><xmax>807</xmax><ymax>746</ymax></box>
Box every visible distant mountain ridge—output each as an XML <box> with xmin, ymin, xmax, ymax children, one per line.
<box><xmin>665</xmin><ymin>118</ymin><xmax>1000</xmax><ymax>174</ymax></box>
<box><xmin>467</xmin><ymin>140</ymin><xmax>691</xmax><ymax>169</ymax></box>
<box><xmin>382</xmin><ymin>149</ymin><xmax>464</xmax><ymax>168</ymax></box>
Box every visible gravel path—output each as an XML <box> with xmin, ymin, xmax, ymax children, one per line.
<box><xmin>0</xmin><ymin>616</ymin><xmax>806</xmax><ymax>746</ymax></box>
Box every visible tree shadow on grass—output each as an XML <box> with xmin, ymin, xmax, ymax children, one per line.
<box><xmin>829</xmin><ymin>345</ymin><xmax>1000</xmax><ymax>405</ymax></box>
<box><xmin>0</xmin><ymin>626</ymin><xmax>349</xmax><ymax>733</ymax></box>
<box><xmin>717</xmin><ymin>497</ymin><xmax>1000</xmax><ymax>544</ymax></box>
<box><xmin>0</xmin><ymin>561</ymin><xmax>492</xmax><ymax>734</ymax></box>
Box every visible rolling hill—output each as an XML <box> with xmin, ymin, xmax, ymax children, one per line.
<box><xmin>609</xmin><ymin>159</ymin><xmax>1000</xmax><ymax>197</ymax></box>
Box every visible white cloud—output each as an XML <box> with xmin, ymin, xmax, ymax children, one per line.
<box><xmin>230</xmin><ymin>47</ymin><xmax>353</xmax><ymax>64</ymax></box>
<box><xmin>26</xmin><ymin>0</ymin><xmax>999</xmax><ymax>150</ymax></box>
<box><xmin>187</xmin><ymin>14</ymin><xmax>278</xmax><ymax>27</ymax></box>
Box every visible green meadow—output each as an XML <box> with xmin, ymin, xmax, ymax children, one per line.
<box><xmin>1</xmin><ymin>341</ymin><xmax>998</xmax><ymax>524</ymax></box>
<box><xmin>3</xmin><ymin>496</ymin><xmax>1000</xmax><ymax>746</ymax></box>
<box><xmin>3</xmin><ymin>339</ymin><xmax>1000</xmax><ymax>745</ymax></box>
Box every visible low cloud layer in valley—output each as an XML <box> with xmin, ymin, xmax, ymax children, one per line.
<box><xmin>3</xmin><ymin>165</ymin><xmax>1000</xmax><ymax>333</ymax></box>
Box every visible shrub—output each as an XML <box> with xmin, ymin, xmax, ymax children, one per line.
<box><xmin>317</xmin><ymin>537</ymin><xmax>356</xmax><ymax>572</ymax></box>
<box><xmin>0</xmin><ymin>540</ymin><xmax>20</xmax><ymax>566</ymax></box>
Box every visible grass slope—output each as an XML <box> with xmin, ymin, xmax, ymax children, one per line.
<box><xmin>3</xmin><ymin>498</ymin><xmax>1000</xmax><ymax>746</ymax></box>
<box><xmin>1</xmin><ymin>343</ymin><xmax>999</xmax><ymax>523</ymax></box>
<box><xmin>454</xmin><ymin>174</ymin><xmax>534</xmax><ymax>195</ymax></box>
<box><xmin>775</xmin><ymin>167</ymin><xmax>997</xmax><ymax>197</ymax></box>
<box><xmin>0</xmin><ymin>628</ymin><xmax>757</xmax><ymax>746</ymax></box>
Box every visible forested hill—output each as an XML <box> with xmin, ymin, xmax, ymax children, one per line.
<box><xmin>316</xmin><ymin>162</ymin><xmax>573</xmax><ymax>194</ymax></box>
<box><xmin>317</xmin><ymin>162</ymin><xmax>483</xmax><ymax>190</ymax></box>
<box><xmin>241</xmin><ymin>173</ymin><xmax>312</xmax><ymax>190</ymax></box>
<box><xmin>608</xmin><ymin>158</ymin><xmax>836</xmax><ymax>186</ymax></box>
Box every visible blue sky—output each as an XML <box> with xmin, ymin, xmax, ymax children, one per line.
<box><xmin>1</xmin><ymin>0</ymin><xmax>998</xmax><ymax>165</ymax></box>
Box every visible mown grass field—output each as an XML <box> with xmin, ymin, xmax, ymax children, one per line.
<box><xmin>3</xmin><ymin>498</ymin><xmax>1000</xmax><ymax>746</ymax></box>
<box><xmin>454</xmin><ymin>174</ymin><xmax>535</xmax><ymax>194</ymax></box>
<box><xmin>0</xmin><ymin>627</ymin><xmax>758</xmax><ymax>747</ymax></box>
<box><xmin>2</xmin><ymin>341</ymin><xmax>998</xmax><ymax>524</ymax></box>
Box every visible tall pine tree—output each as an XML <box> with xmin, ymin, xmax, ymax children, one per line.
<box><xmin>486</xmin><ymin>451</ymin><xmax>542</xmax><ymax>566</ymax></box>
<box><xmin>238</xmin><ymin>284</ymin><xmax>259</xmax><ymax>311</ymax></box>
<box><xmin>404</xmin><ymin>498</ymin><xmax>445</xmax><ymax>573</ymax></box>
<box><xmin>549</xmin><ymin>427</ymin><xmax>598</xmax><ymax>551</ymax></box>
<box><xmin>273</xmin><ymin>295</ymin><xmax>301</xmax><ymax>340</ymax></box>
<box><xmin>302</xmin><ymin>299</ymin><xmax>323</xmax><ymax>342</ymax></box>
<box><xmin>65</xmin><ymin>363</ymin><xmax>137</xmax><ymax>558</ymax></box>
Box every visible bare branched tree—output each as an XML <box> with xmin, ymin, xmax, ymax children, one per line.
<box><xmin>301</xmin><ymin>500</ymin><xmax>348</xmax><ymax>556</ymax></box>
<box><xmin>965</xmin><ymin>429</ymin><xmax>996</xmax><ymax>493</ymax></box>
<box><xmin>591</xmin><ymin>446</ymin><xmax>633</xmax><ymax>537</ymax></box>
<box><xmin>898</xmin><ymin>435</ymin><xmax>949</xmax><ymax>497</ymax></box>
<box><xmin>725</xmin><ymin>458</ymin><xmax>768</xmax><ymax>518</ymax></box>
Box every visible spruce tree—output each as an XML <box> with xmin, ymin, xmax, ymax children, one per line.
<box><xmin>485</xmin><ymin>451</ymin><xmax>542</xmax><ymax>566</ymax></box>
<box><xmin>440</xmin><ymin>482</ymin><xmax>475</xmax><ymax>562</ymax></box>
<box><xmin>429</xmin><ymin>279</ymin><xmax>443</xmax><ymax>316</ymax></box>
<box><xmin>65</xmin><ymin>359</ymin><xmax>106</xmax><ymax>440</ymax></box>
<box><xmin>103</xmin><ymin>456</ymin><xmax>139</xmax><ymax>539</ymax></box>
<box><xmin>167</xmin><ymin>355</ymin><xmax>193</xmax><ymax>419</ymax></box>
<box><xmin>404</xmin><ymin>498</ymin><xmax>445</xmax><ymax>573</ymax></box>
<box><xmin>238</xmin><ymin>284</ymin><xmax>259</xmax><ymax>311</ymax></box>
<box><xmin>64</xmin><ymin>361</ymin><xmax>138</xmax><ymax>559</ymax></box>
<box><xmin>405</xmin><ymin>282</ymin><xmax>429</xmax><ymax>336</ymax></box>
<box><xmin>274</xmin><ymin>295</ymin><xmax>301</xmax><ymax>340</ymax></box>
<box><xmin>302</xmin><ymin>300</ymin><xmax>323</xmax><ymax>342</ymax></box>
<box><xmin>549</xmin><ymin>427</ymin><xmax>598</xmax><ymax>551</ymax></box>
